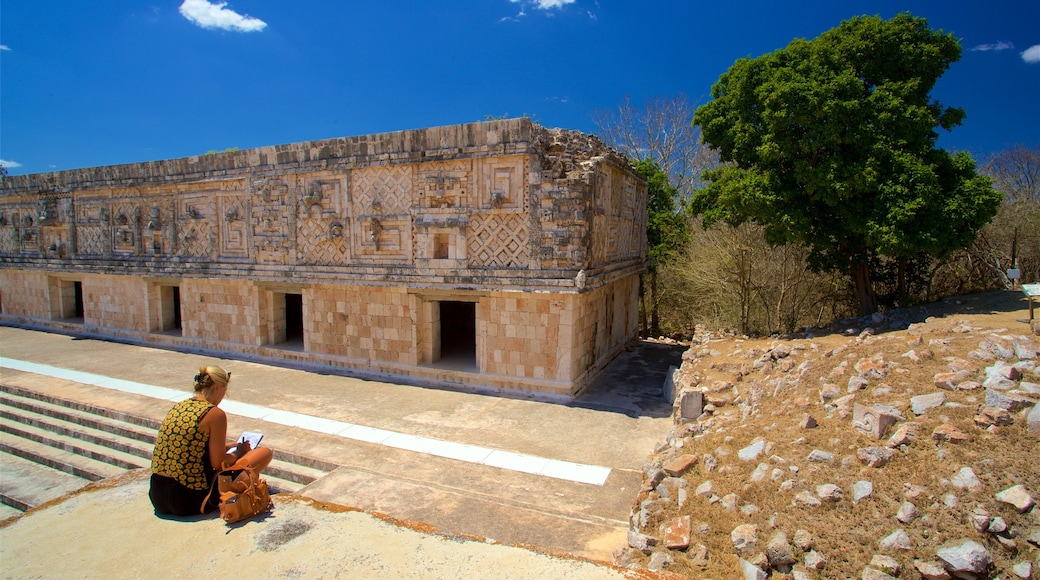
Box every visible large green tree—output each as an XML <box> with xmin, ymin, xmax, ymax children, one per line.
<box><xmin>692</xmin><ymin>13</ymin><xmax>1001</xmax><ymax>315</ymax></box>
<box><xmin>635</xmin><ymin>158</ymin><xmax>688</xmax><ymax>336</ymax></box>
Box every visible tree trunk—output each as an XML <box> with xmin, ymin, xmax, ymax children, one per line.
<box><xmin>638</xmin><ymin>273</ymin><xmax>648</xmax><ymax>337</ymax></box>
<box><xmin>896</xmin><ymin>257</ymin><xmax>908</xmax><ymax>307</ymax></box>
<box><xmin>650</xmin><ymin>269</ymin><xmax>661</xmax><ymax>337</ymax></box>
<box><xmin>852</xmin><ymin>261</ymin><xmax>878</xmax><ymax>316</ymax></box>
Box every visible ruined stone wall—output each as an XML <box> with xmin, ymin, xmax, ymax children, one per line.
<box><xmin>0</xmin><ymin>120</ymin><xmax>646</xmax><ymax>398</ymax></box>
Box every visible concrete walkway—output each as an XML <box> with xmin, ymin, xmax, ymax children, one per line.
<box><xmin>0</xmin><ymin>326</ymin><xmax>681</xmax><ymax>576</ymax></box>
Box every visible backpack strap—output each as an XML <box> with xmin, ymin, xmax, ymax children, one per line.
<box><xmin>199</xmin><ymin>457</ymin><xmax>253</xmax><ymax>514</ymax></box>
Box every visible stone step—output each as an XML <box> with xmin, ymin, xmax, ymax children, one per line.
<box><xmin>0</xmin><ymin>430</ymin><xmax>130</xmax><ymax>482</ymax></box>
<box><xmin>0</xmin><ymin>384</ymin><xmax>334</xmax><ymax>505</ymax></box>
<box><xmin>0</xmin><ymin>451</ymin><xmax>90</xmax><ymax>513</ymax></box>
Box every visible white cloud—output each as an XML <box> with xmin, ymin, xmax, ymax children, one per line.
<box><xmin>0</xmin><ymin>159</ymin><xmax>23</xmax><ymax>169</ymax></box>
<box><xmin>970</xmin><ymin>41</ymin><xmax>1014</xmax><ymax>52</ymax></box>
<box><xmin>0</xmin><ymin>45</ymin><xmax>11</xmax><ymax>51</ymax></box>
<box><xmin>1023</xmin><ymin>45</ymin><xmax>1040</xmax><ymax>64</ymax></box>
<box><xmin>179</xmin><ymin>0</ymin><xmax>266</xmax><ymax>32</ymax></box>
<box><xmin>509</xmin><ymin>0</ymin><xmax>576</xmax><ymax>10</ymax></box>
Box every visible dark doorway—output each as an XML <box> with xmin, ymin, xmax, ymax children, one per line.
<box><xmin>285</xmin><ymin>293</ymin><xmax>304</xmax><ymax>343</ymax></box>
<box><xmin>72</xmin><ymin>281</ymin><xmax>84</xmax><ymax>319</ymax></box>
<box><xmin>439</xmin><ymin>301</ymin><xmax>476</xmax><ymax>368</ymax></box>
<box><xmin>171</xmin><ymin>286</ymin><xmax>182</xmax><ymax>330</ymax></box>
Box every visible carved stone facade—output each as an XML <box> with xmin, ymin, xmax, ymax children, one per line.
<box><xmin>0</xmin><ymin>119</ymin><xmax>646</xmax><ymax>398</ymax></box>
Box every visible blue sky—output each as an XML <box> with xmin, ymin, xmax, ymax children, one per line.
<box><xmin>1</xmin><ymin>0</ymin><xmax>1037</xmax><ymax>175</ymax></box>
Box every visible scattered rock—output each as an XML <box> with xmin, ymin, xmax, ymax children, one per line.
<box><xmin>663</xmin><ymin>515</ymin><xmax>692</xmax><ymax>550</ymax></box>
<box><xmin>974</xmin><ymin>406</ymin><xmax>1014</xmax><ymax>427</ymax></box>
<box><xmin>911</xmin><ymin>392</ymin><xmax>948</xmax><ymax>415</ymax></box>
<box><xmin>627</xmin><ymin>529</ymin><xmax>658</xmax><ymax>553</ymax></box>
<box><xmin>854</xmin><ymin>480</ymin><xmax>874</xmax><ymax>502</ymax></box>
<box><xmin>913</xmin><ymin>559</ymin><xmax>952</xmax><ymax>580</ymax></box>
<box><xmin>969</xmin><ymin>505</ymin><xmax>990</xmax><ymax>533</ymax></box>
<box><xmin>739</xmin><ymin>557</ymin><xmax>767</xmax><ymax>580</ymax></box>
<box><xmin>858</xmin><ymin>447</ymin><xmax>895</xmax><ymax>468</ymax></box>
<box><xmin>886</xmin><ymin>423</ymin><xmax>918</xmax><ymax>448</ymax></box>
<box><xmin>1029</xmin><ymin>403</ymin><xmax>1040</xmax><ymax>435</ymax></box>
<box><xmin>687</xmin><ymin>544</ymin><xmax>709</xmax><ymax>567</ymax></box>
<box><xmin>852</xmin><ymin>403</ymin><xmax>901</xmax><ymax>439</ymax></box>
<box><xmin>932</xmin><ymin>424</ymin><xmax>969</xmax><ymax>443</ymax></box>
<box><xmin>879</xmin><ymin>529</ymin><xmax>912</xmax><ymax>552</ymax></box>
<box><xmin>647</xmin><ymin>550</ymin><xmax>674</xmax><ymax>571</ymax></box>
<box><xmin>662</xmin><ymin>454</ymin><xmax>698</xmax><ymax>477</ymax></box>
<box><xmin>803</xmin><ymin>549</ymin><xmax>826</xmax><ymax>570</ymax></box>
<box><xmin>765</xmin><ymin>531</ymin><xmax>795</xmax><ymax>568</ymax></box>
<box><xmin>862</xmin><ymin>566</ymin><xmax>896</xmax><ymax>580</ymax></box>
<box><xmin>995</xmin><ymin>485</ymin><xmax>1036</xmax><ymax>513</ymax></box>
<box><xmin>731</xmin><ymin>524</ymin><xmax>758</xmax><ymax>553</ymax></box>
<box><xmin>739</xmin><ymin>440</ymin><xmax>767</xmax><ymax>461</ymax></box>
<box><xmin>807</xmin><ymin>449</ymin><xmax>833</xmax><ymax>463</ymax></box>
<box><xmin>985</xmin><ymin>388</ymin><xmax>1031</xmax><ymax>411</ymax></box>
<box><xmin>870</xmin><ymin>554</ymin><xmax>901</xmax><ymax>575</ymax></box>
<box><xmin>896</xmin><ymin>501</ymin><xmax>917</xmax><ymax>524</ymax></box>
<box><xmin>695</xmin><ymin>480</ymin><xmax>713</xmax><ymax>497</ymax></box>
<box><xmin>951</xmin><ymin>466</ymin><xmax>982</xmax><ymax>490</ymax></box>
<box><xmin>934</xmin><ymin>370</ymin><xmax>971</xmax><ymax>390</ymax></box>
<box><xmin>936</xmin><ymin>540</ymin><xmax>992</xmax><ymax>579</ymax></box>
<box><xmin>793</xmin><ymin>491</ymin><xmax>822</xmax><ymax>508</ymax></box>
<box><xmin>848</xmin><ymin>376</ymin><xmax>869</xmax><ymax>392</ymax></box>
<box><xmin>793</xmin><ymin>529</ymin><xmax>814</xmax><ymax>551</ymax></box>
<box><xmin>1012</xmin><ymin>561</ymin><xmax>1033</xmax><ymax>580</ymax></box>
<box><xmin>817</xmin><ymin>483</ymin><xmax>843</xmax><ymax>502</ymax></box>
<box><xmin>799</xmin><ymin>414</ymin><xmax>817</xmax><ymax>429</ymax></box>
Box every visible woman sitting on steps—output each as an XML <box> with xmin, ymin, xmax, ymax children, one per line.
<box><xmin>149</xmin><ymin>365</ymin><xmax>273</xmax><ymax>516</ymax></box>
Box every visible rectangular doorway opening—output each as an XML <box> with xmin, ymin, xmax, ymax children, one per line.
<box><xmin>437</xmin><ymin>301</ymin><xmax>476</xmax><ymax>370</ymax></box>
<box><xmin>72</xmin><ymin>281</ymin><xmax>84</xmax><ymax>319</ymax></box>
<box><xmin>157</xmin><ymin>285</ymin><xmax>182</xmax><ymax>334</ymax></box>
<box><xmin>284</xmin><ymin>293</ymin><xmax>304</xmax><ymax>347</ymax></box>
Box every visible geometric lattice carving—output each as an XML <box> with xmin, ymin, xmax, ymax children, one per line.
<box><xmin>298</xmin><ymin>217</ymin><xmax>348</xmax><ymax>265</ymax></box>
<box><xmin>249</xmin><ymin>178</ymin><xmax>293</xmax><ymax>264</ymax></box>
<box><xmin>467</xmin><ymin>214</ymin><xmax>528</xmax><ymax>268</ymax></box>
<box><xmin>76</xmin><ymin>226</ymin><xmax>107</xmax><ymax>256</ymax></box>
<box><xmin>0</xmin><ymin>219</ymin><xmax>18</xmax><ymax>254</ymax></box>
<box><xmin>353</xmin><ymin>165</ymin><xmax>412</xmax><ymax>215</ymax></box>
<box><xmin>111</xmin><ymin>202</ymin><xmax>139</xmax><ymax>255</ymax></box>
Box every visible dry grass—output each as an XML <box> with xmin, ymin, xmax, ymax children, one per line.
<box><xmin>629</xmin><ymin>290</ymin><xmax>1039</xmax><ymax>578</ymax></box>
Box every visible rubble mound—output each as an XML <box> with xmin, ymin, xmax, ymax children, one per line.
<box><xmin>618</xmin><ymin>291</ymin><xmax>1040</xmax><ymax>579</ymax></box>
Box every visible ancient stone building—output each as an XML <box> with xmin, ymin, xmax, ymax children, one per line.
<box><xmin>0</xmin><ymin>119</ymin><xmax>646</xmax><ymax>398</ymax></box>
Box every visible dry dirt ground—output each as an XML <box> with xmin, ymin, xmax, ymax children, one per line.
<box><xmin>622</xmin><ymin>290</ymin><xmax>1039</xmax><ymax>579</ymax></box>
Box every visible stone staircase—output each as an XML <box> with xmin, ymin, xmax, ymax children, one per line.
<box><xmin>0</xmin><ymin>383</ymin><xmax>336</xmax><ymax>518</ymax></box>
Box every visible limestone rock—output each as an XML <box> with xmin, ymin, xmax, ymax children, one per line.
<box><xmin>1012</xmin><ymin>561</ymin><xmax>1033</xmax><ymax>580</ymax></box>
<box><xmin>807</xmin><ymin>449</ymin><xmax>833</xmax><ymax>463</ymax></box>
<box><xmin>936</xmin><ymin>540</ymin><xmax>992</xmax><ymax>578</ymax></box>
<box><xmin>793</xmin><ymin>491</ymin><xmax>821</xmax><ymax>508</ymax></box>
<box><xmin>678</xmin><ymin>390</ymin><xmax>704</xmax><ymax>422</ymax></box>
<box><xmin>803</xmin><ymin>549</ymin><xmax>826</xmax><ymax>570</ymax></box>
<box><xmin>995</xmin><ymin>484</ymin><xmax>1036</xmax><ymax>513</ymax></box>
<box><xmin>662</xmin><ymin>515</ymin><xmax>692</xmax><ymax>550</ymax></box>
<box><xmin>886</xmin><ymin>423</ymin><xmax>918</xmax><ymax>448</ymax></box>
<box><xmin>861</xmin><ymin>566</ymin><xmax>896</xmax><ymax>579</ymax></box>
<box><xmin>870</xmin><ymin>554</ymin><xmax>901</xmax><ymax>575</ymax></box>
<box><xmin>739</xmin><ymin>558</ymin><xmax>767</xmax><ymax>580</ymax></box>
<box><xmin>627</xmin><ymin>529</ymin><xmax>658</xmax><ymax>553</ymax></box>
<box><xmin>739</xmin><ymin>440</ymin><xmax>767</xmax><ymax>461</ymax></box>
<box><xmin>1029</xmin><ymin>402</ymin><xmax>1040</xmax><ymax>435</ymax></box>
<box><xmin>721</xmin><ymin>493</ymin><xmax>739</xmax><ymax>511</ymax></box>
<box><xmin>848</xmin><ymin>376</ymin><xmax>869</xmax><ymax>392</ymax></box>
<box><xmin>793</xmin><ymin>529</ymin><xmax>814</xmax><ymax>551</ymax></box>
<box><xmin>858</xmin><ymin>446</ymin><xmax>895</xmax><ymax>468</ymax></box>
<box><xmin>896</xmin><ymin>501</ymin><xmax>917</xmax><ymax>524</ymax></box>
<box><xmin>800</xmin><ymin>414</ymin><xmax>817</xmax><ymax>429</ymax></box>
<box><xmin>853</xmin><ymin>403</ymin><xmax>901</xmax><ymax>439</ymax></box>
<box><xmin>974</xmin><ymin>406</ymin><xmax>1014</xmax><ymax>427</ymax></box>
<box><xmin>816</xmin><ymin>483</ymin><xmax>843</xmax><ymax>502</ymax></box>
<box><xmin>951</xmin><ymin>466</ymin><xmax>982</xmax><ymax>490</ymax></box>
<box><xmin>765</xmin><ymin>531</ymin><xmax>795</xmax><ymax>567</ymax></box>
<box><xmin>934</xmin><ymin>370</ymin><xmax>971</xmax><ymax>390</ymax></box>
<box><xmin>969</xmin><ymin>505</ymin><xmax>990</xmax><ymax>533</ymax></box>
<box><xmin>854</xmin><ymin>480</ymin><xmax>874</xmax><ymax>502</ymax></box>
<box><xmin>662</xmin><ymin>454</ymin><xmax>698</xmax><ymax>477</ymax></box>
<box><xmin>985</xmin><ymin>388</ymin><xmax>1030</xmax><ymax>411</ymax></box>
<box><xmin>695</xmin><ymin>480</ymin><xmax>713</xmax><ymax>497</ymax></box>
<box><xmin>878</xmin><ymin>529</ymin><xmax>912</xmax><ymax>551</ymax></box>
<box><xmin>731</xmin><ymin>523</ymin><xmax>758</xmax><ymax>553</ymax></box>
<box><xmin>911</xmin><ymin>392</ymin><xmax>947</xmax><ymax>415</ymax></box>
<box><xmin>932</xmin><ymin>424</ymin><xmax>969</xmax><ymax>443</ymax></box>
<box><xmin>687</xmin><ymin>544</ymin><xmax>709</xmax><ymax>567</ymax></box>
<box><xmin>980</xmin><ymin>335</ymin><xmax>1015</xmax><ymax>360</ymax></box>
<box><xmin>913</xmin><ymin>560</ymin><xmax>952</xmax><ymax>580</ymax></box>
<box><xmin>750</xmin><ymin>463</ymin><xmax>770</xmax><ymax>482</ymax></box>
<box><xmin>647</xmin><ymin>551</ymin><xmax>674</xmax><ymax>571</ymax></box>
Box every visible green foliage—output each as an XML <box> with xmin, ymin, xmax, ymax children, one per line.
<box><xmin>634</xmin><ymin>159</ymin><xmax>688</xmax><ymax>268</ymax></box>
<box><xmin>692</xmin><ymin>12</ymin><xmax>1001</xmax><ymax>314</ymax></box>
<box><xmin>204</xmin><ymin>147</ymin><xmax>240</xmax><ymax>155</ymax></box>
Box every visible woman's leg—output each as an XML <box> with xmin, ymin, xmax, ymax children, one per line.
<box><xmin>242</xmin><ymin>446</ymin><xmax>273</xmax><ymax>473</ymax></box>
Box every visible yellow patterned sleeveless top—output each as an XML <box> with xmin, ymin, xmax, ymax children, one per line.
<box><xmin>151</xmin><ymin>398</ymin><xmax>215</xmax><ymax>491</ymax></box>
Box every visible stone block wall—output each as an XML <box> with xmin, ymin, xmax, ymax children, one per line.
<box><xmin>0</xmin><ymin>119</ymin><xmax>646</xmax><ymax>398</ymax></box>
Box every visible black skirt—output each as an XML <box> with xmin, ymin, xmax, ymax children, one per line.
<box><xmin>149</xmin><ymin>473</ymin><xmax>219</xmax><ymax>516</ymax></box>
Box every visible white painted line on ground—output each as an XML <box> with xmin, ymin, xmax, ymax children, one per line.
<box><xmin>0</xmin><ymin>357</ymin><xmax>612</xmax><ymax>485</ymax></box>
